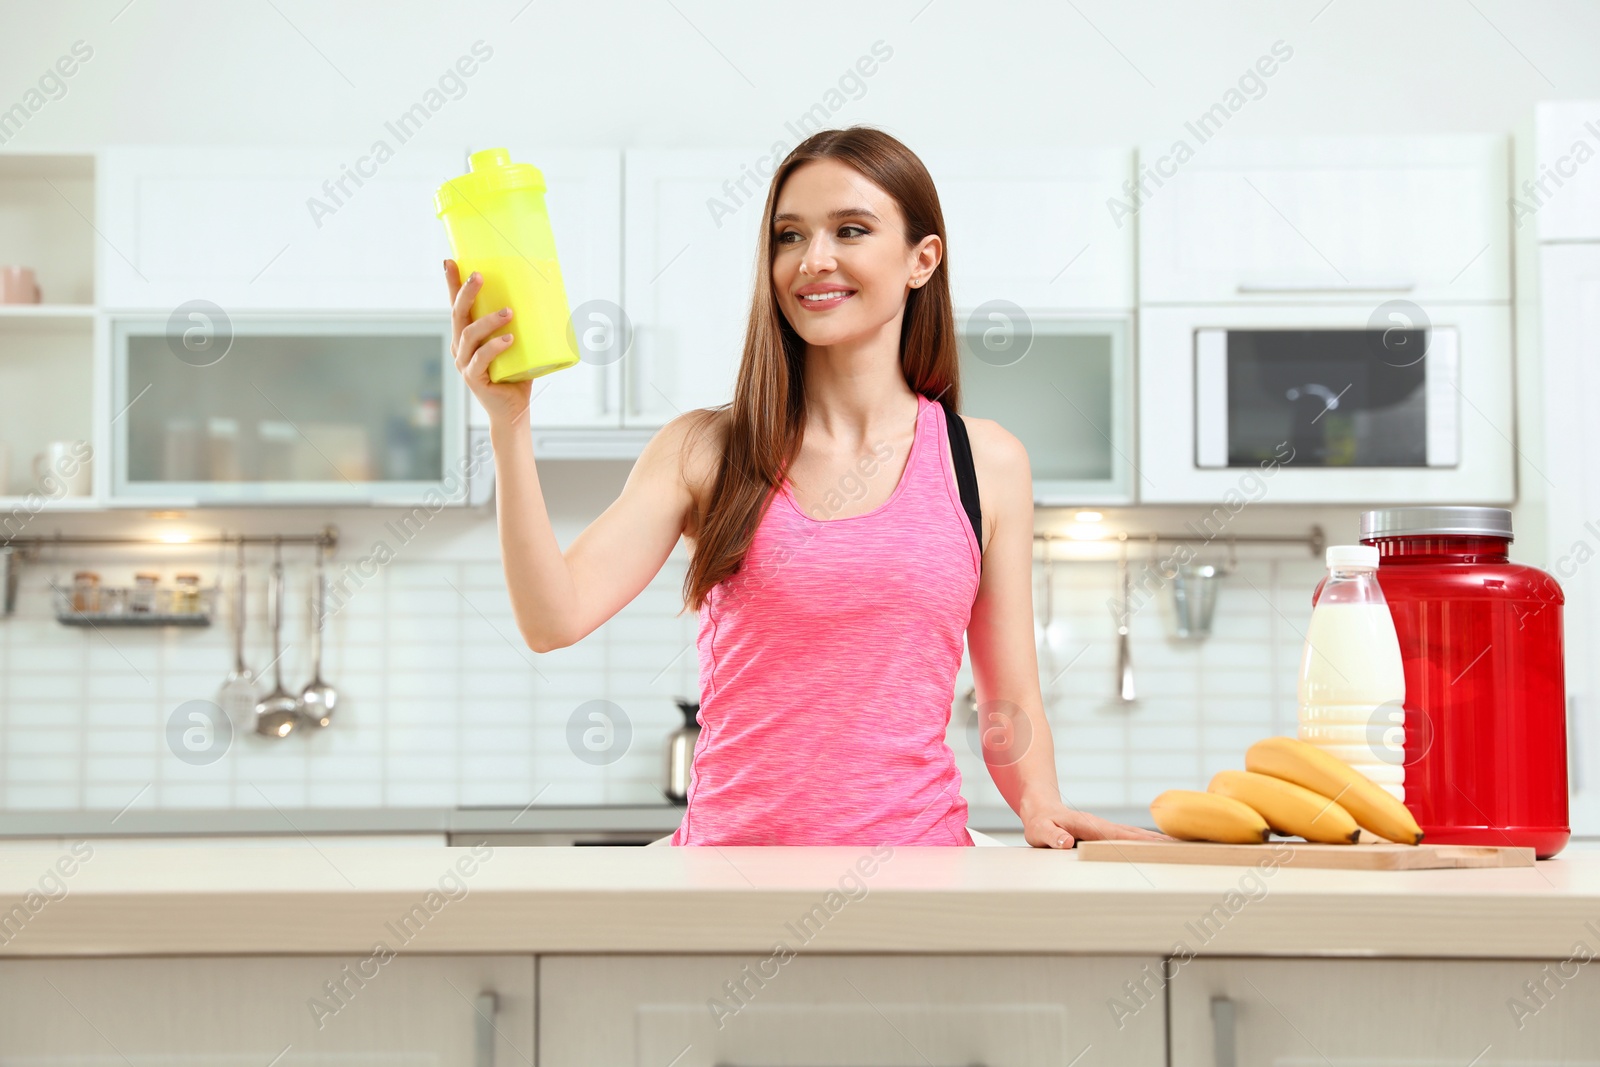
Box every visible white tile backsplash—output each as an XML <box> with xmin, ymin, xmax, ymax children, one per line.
<box><xmin>0</xmin><ymin>541</ymin><xmax>1330</xmax><ymax>819</ymax></box>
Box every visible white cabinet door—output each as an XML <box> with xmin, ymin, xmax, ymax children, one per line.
<box><xmin>1139</xmin><ymin>135</ymin><xmax>1510</xmax><ymax>304</ymax></box>
<box><xmin>467</xmin><ymin>147</ymin><xmax>623</xmax><ymax>432</ymax></box>
<box><xmin>0</xmin><ymin>955</ymin><xmax>534</xmax><ymax>1064</ymax></box>
<box><xmin>101</xmin><ymin>145</ymin><xmax>464</xmax><ymax>311</ymax></box>
<box><xmin>540</xmin><ymin>954</ymin><xmax>1166</xmax><ymax>1066</ymax></box>
<box><xmin>920</xmin><ymin>147</ymin><xmax>1135</xmax><ymax>312</ymax></box>
<box><xmin>623</xmin><ymin>150</ymin><xmax>765</xmax><ymax>428</ymax></box>
<box><xmin>1540</xmin><ymin>243</ymin><xmax>1600</xmax><ymax>836</ymax></box>
<box><xmin>1534</xmin><ymin>100</ymin><xmax>1600</xmax><ymax>242</ymax></box>
<box><xmin>1171</xmin><ymin>957</ymin><xmax>1600</xmax><ymax>1065</ymax></box>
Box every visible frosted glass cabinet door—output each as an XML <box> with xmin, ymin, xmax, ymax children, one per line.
<box><xmin>957</xmin><ymin>315</ymin><xmax>1133</xmax><ymax>504</ymax></box>
<box><xmin>623</xmin><ymin>150</ymin><xmax>767</xmax><ymax>428</ymax></box>
<box><xmin>111</xmin><ymin>314</ymin><xmax>465</xmax><ymax>506</ymax></box>
<box><xmin>0</xmin><ymin>956</ymin><xmax>534</xmax><ymax>1065</ymax></box>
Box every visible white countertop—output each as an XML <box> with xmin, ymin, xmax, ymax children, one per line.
<box><xmin>2</xmin><ymin>842</ymin><xmax>1597</xmax><ymax>959</ymax></box>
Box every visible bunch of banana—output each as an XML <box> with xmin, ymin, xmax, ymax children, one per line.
<box><xmin>1208</xmin><ymin>769</ymin><xmax>1360</xmax><ymax>844</ymax></box>
<box><xmin>1245</xmin><ymin>736</ymin><xmax>1424</xmax><ymax>846</ymax></box>
<box><xmin>1148</xmin><ymin>736</ymin><xmax>1426</xmax><ymax>846</ymax></box>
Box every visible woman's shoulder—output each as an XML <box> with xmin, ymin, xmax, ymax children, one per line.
<box><xmin>957</xmin><ymin>413</ymin><xmax>1028</xmax><ymax>477</ymax></box>
<box><xmin>955</xmin><ymin>413</ymin><xmax>1031</xmax><ymax>528</ymax></box>
<box><xmin>651</xmin><ymin>406</ymin><xmax>729</xmax><ymax>539</ymax></box>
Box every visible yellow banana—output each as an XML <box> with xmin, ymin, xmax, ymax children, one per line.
<box><xmin>1246</xmin><ymin>736</ymin><xmax>1424</xmax><ymax>846</ymax></box>
<box><xmin>1150</xmin><ymin>789</ymin><xmax>1270</xmax><ymax>844</ymax></box>
<box><xmin>1208</xmin><ymin>769</ymin><xmax>1361</xmax><ymax>844</ymax></box>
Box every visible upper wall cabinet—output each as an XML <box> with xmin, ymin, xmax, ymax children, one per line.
<box><xmin>1137</xmin><ymin>134</ymin><xmax>1510</xmax><ymax>304</ymax></box>
<box><xmin>1533</xmin><ymin>100</ymin><xmax>1600</xmax><ymax>242</ymax></box>
<box><xmin>100</xmin><ymin>145</ymin><xmax>464</xmax><ymax>311</ymax></box>
<box><xmin>920</xmin><ymin>148</ymin><xmax>1135</xmax><ymax>312</ymax></box>
<box><xmin>622</xmin><ymin>150</ymin><xmax>767</xmax><ymax>429</ymax></box>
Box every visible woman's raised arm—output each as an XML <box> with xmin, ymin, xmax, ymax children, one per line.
<box><xmin>446</xmin><ymin>260</ymin><xmax>713</xmax><ymax>652</ymax></box>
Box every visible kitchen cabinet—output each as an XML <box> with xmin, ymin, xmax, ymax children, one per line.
<box><xmin>1138</xmin><ymin>134</ymin><xmax>1510</xmax><ymax>304</ymax></box>
<box><xmin>0</xmin><ymin>955</ymin><xmax>534</xmax><ymax>1064</ymax></box>
<box><xmin>1535</xmin><ymin>102</ymin><xmax>1599</xmax><ymax>836</ymax></box>
<box><xmin>107</xmin><ymin>313</ymin><xmax>467</xmax><ymax>507</ymax></box>
<box><xmin>622</xmin><ymin>149</ymin><xmax>767</xmax><ymax>430</ymax></box>
<box><xmin>0</xmin><ymin>151</ymin><xmax>105</xmax><ymax>508</ymax></box>
<box><xmin>1169</xmin><ymin>957</ymin><xmax>1600</xmax><ymax>1065</ymax></box>
<box><xmin>1534</xmin><ymin>101</ymin><xmax>1600</xmax><ymax>242</ymax></box>
<box><xmin>958</xmin><ymin>314</ymin><xmax>1135</xmax><ymax>504</ymax></box>
<box><xmin>539</xmin><ymin>953</ymin><xmax>1166</xmax><ymax>1066</ymax></box>
<box><xmin>920</xmin><ymin>147</ymin><xmax>1135</xmax><ymax>312</ymax></box>
<box><xmin>1538</xmin><ymin>242</ymin><xmax>1600</xmax><ymax>836</ymax></box>
<box><xmin>100</xmin><ymin>145</ymin><xmax>464</xmax><ymax>311</ymax></box>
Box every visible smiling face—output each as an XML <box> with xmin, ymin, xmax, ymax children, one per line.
<box><xmin>770</xmin><ymin>157</ymin><xmax>940</xmax><ymax>349</ymax></box>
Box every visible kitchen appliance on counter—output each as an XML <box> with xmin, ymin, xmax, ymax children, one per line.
<box><xmin>1358</xmin><ymin>506</ymin><xmax>1569</xmax><ymax>858</ymax></box>
<box><xmin>664</xmin><ymin>698</ymin><xmax>700</xmax><ymax>805</ymax></box>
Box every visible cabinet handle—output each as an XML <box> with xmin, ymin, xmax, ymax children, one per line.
<box><xmin>1211</xmin><ymin>995</ymin><xmax>1236</xmax><ymax>1067</ymax></box>
<box><xmin>1571</xmin><ymin>695</ymin><xmax>1584</xmax><ymax>794</ymax></box>
<box><xmin>1235</xmin><ymin>279</ymin><xmax>1415</xmax><ymax>293</ymax></box>
<box><xmin>627</xmin><ymin>326</ymin><xmax>645</xmax><ymax>417</ymax></box>
<box><xmin>474</xmin><ymin>990</ymin><xmax>497</xmax><ymax>1067</ymax></box>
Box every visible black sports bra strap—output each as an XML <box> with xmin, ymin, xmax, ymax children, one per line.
<box><xmin>938</xmin><ymin>397</ymin><xmax>983</xmax><ymax>560</ymax></box>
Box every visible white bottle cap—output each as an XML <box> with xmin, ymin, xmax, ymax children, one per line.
<box><xmin>1326</xmin><ymin>544</ymin><xmax>1379</xmax><ymax>570</ymax></box>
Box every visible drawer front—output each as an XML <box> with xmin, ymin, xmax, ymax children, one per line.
<box><xmin>540</xmin><ymin>954</ymin><xmax>1165</xmax><ymax>1066</ymax></box>
<box><xmin>0</xmin><ymin>955</ymin><xmax>533</xmax><ymax>1065</ymax></box>
<box><xmin>1171</xmin><ymin>957</ymin><xmax>1600</xmax><ymax>1066</ymax></box>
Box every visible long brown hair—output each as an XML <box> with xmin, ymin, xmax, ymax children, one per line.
<box><xmin>680</xmin><ymin>126</ymin><xmax>961</xmax><ymax>614</ymax></box>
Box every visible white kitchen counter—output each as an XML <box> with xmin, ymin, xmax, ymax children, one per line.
<box><xmin>2</xmin><ymin>843</ymin><xmax>1597</xmax><ymax>959</ymax></box>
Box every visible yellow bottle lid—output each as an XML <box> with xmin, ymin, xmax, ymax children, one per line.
<box><xmin>434</xmin><ymin>147</ymin><xmax>547</xmax><ymax>216</ymax></box>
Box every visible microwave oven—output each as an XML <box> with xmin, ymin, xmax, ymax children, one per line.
<box><xmin>1137</xmin><ymin>302</ymin><xmax>1514</xmax><ymax>504</ymax></box>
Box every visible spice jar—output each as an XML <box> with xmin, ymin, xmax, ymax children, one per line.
<box><xmin>131</xmin><ymin>572</ymin><xmax>160</xmax><ymax>614</ymax></box>
<box><xmin>174</xmin><ymin>573</ymin><xmax>202</xmax><ymax>614</ymax></box>
<box><xmin>71</xmin><ymin>571</ymin><xmax>100</xmax><ymax>613</ymax></box>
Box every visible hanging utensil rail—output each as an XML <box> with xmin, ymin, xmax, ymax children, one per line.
<box><xmin>1</xmin><ymin>526</ymin><xmax>338</xmax><ymax>617</ymax></box>
<box><xmin>3</xmin><ymin>526</ymin><xmax>338</xmax><ymax>555</ymax></box>
<box><xmin>1034</xmin><ymin>525</ymin><xmax>1325</xmax><ymax>556</ymax></box>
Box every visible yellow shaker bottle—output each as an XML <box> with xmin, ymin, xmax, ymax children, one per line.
<box><xmin>435</xmin><ymin>148</ymin><xmax>579</xmax><ymax>383</ymax></box>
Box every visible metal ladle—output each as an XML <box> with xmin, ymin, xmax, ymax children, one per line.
<box><xmin>254</xmin><ymin>539</ymin><xmax>300</xmax><ymax>738</ymax></box>
<box><xmin>1116</xmin><ymin>535</ymin><xmax>1135</xmax><ymax>703</ymax></box>
<box><xmin>217</xmin><ymin>539</ymin><xmax>257</xmax><ymax>732</ymax></box>
<box><xmin>296</xmin><ymin>543</ymin><xmax>338</xmax><ymax>729</ymax></box>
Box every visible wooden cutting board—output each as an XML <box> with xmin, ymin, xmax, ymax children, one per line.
<box><xmin>1077</xmin><ymin>839</ymin><xmax>1536</xmax><ymax>870</ymax></box>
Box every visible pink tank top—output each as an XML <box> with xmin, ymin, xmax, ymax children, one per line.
<box><xmin>671</xmin><ymin>391</ymin><xmax>983</xmax><ymax>846</ymax></box>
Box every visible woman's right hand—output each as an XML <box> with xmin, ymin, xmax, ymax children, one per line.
<box><xmin>446</xmin><ymin>259</ymin><xmax>532</xmax><ymax>429</ymax></box>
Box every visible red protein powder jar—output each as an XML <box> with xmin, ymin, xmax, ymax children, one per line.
<box><xmin>1356</xmin><ymin>506</ymin><xmax>1569</xmax><ymax>858</ymax></box>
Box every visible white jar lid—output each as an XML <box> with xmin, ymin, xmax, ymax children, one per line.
<box><xmin>1326</xmin><ymin>544</ymin><xmax>1379</xmax><ymax>570</ymax></box>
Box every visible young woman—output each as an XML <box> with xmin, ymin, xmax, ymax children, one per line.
<box><xmin>445</xmin><ymin>126</ymin><xmax>1166</xmax><ymax>849</ymax></box>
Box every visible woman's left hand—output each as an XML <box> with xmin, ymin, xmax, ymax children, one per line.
<box><xmin>1021</xmin><ymin>799</ymin><xmax>1175</xmax><ymax>849</ymax></box>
